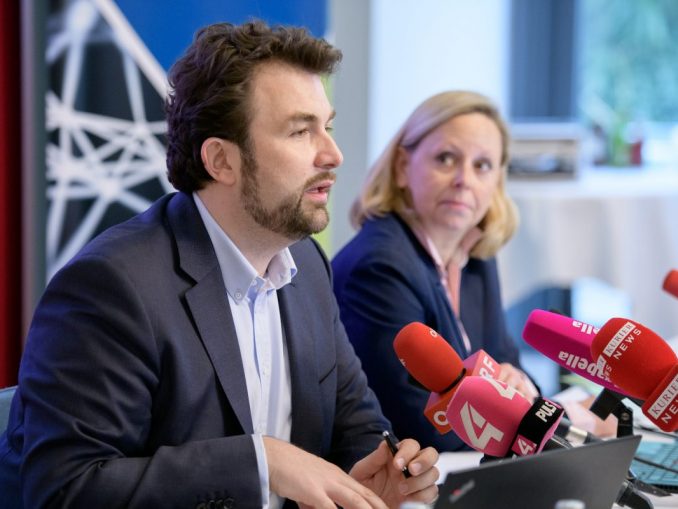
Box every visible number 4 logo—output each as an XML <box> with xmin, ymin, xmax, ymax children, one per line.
<box><xmin>515</xmin><ymin>436</ymin><xmax>536</xmax><ymax>455</ymax></box>
<box><xmin>459</xmin><ymin>402</ymin><xmax>504</xmax><ymax>449</ymax></box>
<box><xmin>483</xmin><ymin>377</ymin><xmax>518</xmax><ymax>400</ymax></box>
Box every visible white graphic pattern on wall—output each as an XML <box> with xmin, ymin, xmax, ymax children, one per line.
<box><xmin>45</xmin><ymin>0</ymin><xmax>170</xmax><ymax>280</ymax></box>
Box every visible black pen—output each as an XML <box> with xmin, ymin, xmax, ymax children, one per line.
<box><xmin>382</xmin><ymin>430</ymin><xmax>411</xmax><ymax>478</ymax></box>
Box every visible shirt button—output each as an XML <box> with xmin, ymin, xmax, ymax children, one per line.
<box><xmin>234</xmin><ymin>291</ymin><xmax>242</xmax><ymax>300</ymax></box>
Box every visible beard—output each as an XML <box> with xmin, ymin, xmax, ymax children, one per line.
<box><xmin>239</xmin><ymin>148</ymin><xmax>332</xmax><ymax>240</ymax></box>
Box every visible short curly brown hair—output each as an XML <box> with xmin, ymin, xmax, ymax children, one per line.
<box><xmin>165</xmin><ymin>20</ymin><xmax>342</xmax><ymax>192</ymax></box>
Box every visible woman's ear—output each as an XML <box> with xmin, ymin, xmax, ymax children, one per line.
<box><xmin>200</xmin><ymin>137</ymin><xmax>241</xmax><ymax>186</ymax></box>
<box><xmin>394</xmin><ymin>146</ymin><xmax>409</xmax><ymax>189</ymax></box>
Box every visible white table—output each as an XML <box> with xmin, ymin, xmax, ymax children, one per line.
<box><xmin>498</xmin><ymin>165</ymin><xmax>678</xmax><ymax>339</ymax></box>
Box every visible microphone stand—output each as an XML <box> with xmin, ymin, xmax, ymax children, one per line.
<box><xmin>588</xmin><ymin>389</ymin><xmax>634</xmax><ymax>435</ymax></box>
<box><xmin>588</xmin><ymin>390</ymin><xmax>658</xmax><ymax>508</ymax></box>
<box><xmin>616</xmin><ymin>481</ymin><xmax>654</xmax><ymax>509</ymax></box>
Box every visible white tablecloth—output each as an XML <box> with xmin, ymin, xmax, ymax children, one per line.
<box><xmin>498</xmin><ymin>165</ymin><xmax>678</xmax><ymax>339</ymax></box>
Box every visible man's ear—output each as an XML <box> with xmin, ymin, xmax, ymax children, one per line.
<box><xmin>201</xmin><ymin>137</ymin><xmax>241</xmax><ymax>186</ymax></box>
<box><xmin>394</xmin><ymin>146</ymin><xmax>410</xmax><ymax>188</ymax></box>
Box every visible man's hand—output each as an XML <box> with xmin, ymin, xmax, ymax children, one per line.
<box><xmin>264</xmin><ymin>436</ymin><xmax>388</xmax><ymax>509</ymax></box>
<box><xmin>349</xmin><ymin>438</ymin><xmax>439</xmax><ymax>508</ymax></box>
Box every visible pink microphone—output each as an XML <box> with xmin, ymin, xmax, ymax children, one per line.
<box><xmin>522</xmin><ymin>309</ymin><xmax>629</xmax><ymax>395</ymax></box>
<box><xmin>446</xmin><ymin>376</ymin><xmax>564</xmax><ymax>458</ymax></box>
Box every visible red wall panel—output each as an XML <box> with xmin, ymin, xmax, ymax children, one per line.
<box><xmin>0</xmin><ymin>0</ymin><xmax>22</xmax><ymax>387</ymax></box>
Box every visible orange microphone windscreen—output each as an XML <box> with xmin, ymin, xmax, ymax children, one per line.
<box><xmin>393</xmin><ymin>322</ymin><xmax>464</xmax><ymax>393</ymax></box>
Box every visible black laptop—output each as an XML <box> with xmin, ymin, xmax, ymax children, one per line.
<box><xmin>436</xmin><ymin>435</ymin><xmax>641</xmax><ymax>509</ymax></box>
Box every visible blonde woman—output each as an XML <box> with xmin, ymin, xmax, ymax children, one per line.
<box><xmin>332</xmin><ymin>91</ymin><xmax>538</xmax><ymax>451</ymax></box>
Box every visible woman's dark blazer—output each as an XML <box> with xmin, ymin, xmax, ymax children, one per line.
<box><xmin>332</xmin><ymin>213</ymin><xmax>523</xmax><ymax>451</ymax></box>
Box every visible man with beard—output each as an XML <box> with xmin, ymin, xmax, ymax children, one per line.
<box><xmin>0</xmin><ymin>21</ymin><xmax>439</xmax><ymax>509</ymax></box>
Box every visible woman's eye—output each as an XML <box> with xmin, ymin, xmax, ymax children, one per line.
<box><xmin>436</xmin><ymin>152</ymin><xmax>456</xmax><ymax>166</ymax></box>
<box><xmin>476</xmin><ymin>160</ymin><xmax>493</xmax><ymax>172</ymax></box>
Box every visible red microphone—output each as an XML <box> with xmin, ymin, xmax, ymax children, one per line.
<box><xmin>446</xmin><ymin>376</ymin><xmax>565</xmax><ymax>458</ymax></box>
<box><xmin>663</xmin><ymin>270</ymin><xmax>678</xmax><ymax>299</ymax></box>
<box><xmin>591</xmin><ymin>317</ymin><xmax>678</xmax><ymax>431</ymax></box>
<box><xmin>393</xmin><ymin>322</ymin><xmax>500</xmax><ymax>434</ymax></box>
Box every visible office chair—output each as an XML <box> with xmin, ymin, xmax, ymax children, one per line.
<box><xmin>0</xmin><ymin>385</ymin><xmax>17</xmax><ymax>432</ymax></box>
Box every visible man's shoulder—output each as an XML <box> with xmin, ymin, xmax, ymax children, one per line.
<box><xmin>289</xmin><ymin>236</ymin><xmax>325</xmax><ymax>259</ymax></box>
<box><xmin>289</xmin><ymin>237</ymin><xmax>331</xmax><ymax>279</ymax></box>
<box><xmin>78</xmin><ymin>193</ymin><xmax>176</xmax><ymax>260</ymax></box>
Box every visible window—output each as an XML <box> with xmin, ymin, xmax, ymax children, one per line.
<box><xmin>511</xmin><ymin>0</ymin><xmax>678</xmax><ymax>166</ymax></box>
<box><xmin>579</xmin><ymin>0</ymin><xmax>678</xmax><ymax>165</ymax></box>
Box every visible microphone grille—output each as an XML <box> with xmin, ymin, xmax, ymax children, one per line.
<box><xmin>591</xmin><ymin>317</ymin><xmax>676</xmax><ymax>398</ymax></box>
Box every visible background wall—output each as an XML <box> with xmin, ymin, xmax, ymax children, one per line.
<box><xmin>367</xmin><ymin>0</ymin><xmax>509</xmax><ymax>165</ymax></box>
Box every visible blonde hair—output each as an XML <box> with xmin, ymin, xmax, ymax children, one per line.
<box><xmin>351</xmin><ymin>90</ymin><xmax>518</xmax><ymax>258</ymax></box>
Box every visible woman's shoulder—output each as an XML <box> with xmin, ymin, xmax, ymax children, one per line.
<box><xmin>464</xmin><ymin>255</ymin><xmax>499</xmax><ymax>274</ymax></box>
<box><xmin>335</xmin><ymin>214</ymin><xmax>417</xmax><ymax>260</ymax></box>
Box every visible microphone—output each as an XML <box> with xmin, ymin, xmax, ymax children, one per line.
<box><xmin>445</xmin><ymin>375</ymin><xmax>565</xmax><ymax>457</ymax></box>
<box><xmin>522</xmin><ymin>309</ymin><xmax>646</xmax><ymax>425</ymax></box>
<box><xmin>522</xmin><ymin>309</ymin><xmax>629</xmax><ymax>394</ymax></box>
<box><xmin>394</xmin><ymin>321</ymin><xmax>612</xmax><ymax>447</ymax></box>
<box><xmin>393</xmin><ymin>322</ymin><xmax>501</xmax><ymax>434</ymax></box>
<box><xmin>555</xmin><ymin>418</ymin><xmax>600</xmax><ymax>445</ymax></box>
<box><xmin>446</xmin><ymin>376</ymin><xmax>654</xmax><ymax>509</ymax></box>
<box><xmin>591</xmin><ymin>317</ymin><xmax>678</xmax><ymax>431</ymax></box>
<box><xmin>663</xmin><ymin>269</ymin><xmax>678</xmax><ymax>299</ymax></box>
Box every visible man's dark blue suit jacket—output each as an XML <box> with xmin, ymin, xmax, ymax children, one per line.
<box><xmin>332</xmin><ymin>213</ymin><xmax>523</xmax><ymax>452</ymax></box>
<box><xmin>0</xmin><ymin>192</ymin><xmax>388</xmax><ymax>509</ymax></box>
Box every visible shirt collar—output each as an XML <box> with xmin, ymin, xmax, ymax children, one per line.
<box><xmin>192</xmin><ymin>192</ymin><xmax>297</xmax><ymax>302</ymax></box>
<box><xmin>398</xmin><ymin>211</ymin><xmax>448</xmax><ymax>277</ymax></box>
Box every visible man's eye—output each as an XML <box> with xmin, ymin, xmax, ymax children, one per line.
<box><xmin>292</xmin><ymin>128</ymin><xmax>310</xmax><ymax>137</ymax></box>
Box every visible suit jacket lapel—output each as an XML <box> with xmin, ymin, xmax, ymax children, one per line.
<box><xmin>168</xmin><ymin>192</ymin><xmax>253</xmax><ymax>434</ymax></box>
<box><xmin>278</xmin><ymin>282</ymin><xmax>323</xmax><ymax>454</ymax></box>
<box><xmin>459</xmin><ymin>269</ymin><xmax>481</xmax><ymax>353</ymax></box>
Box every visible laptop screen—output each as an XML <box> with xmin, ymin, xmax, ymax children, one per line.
<box><xmin>435</xmin><ymin>435</ymin><xmax>641</xmax><ymax>509</ymax></box>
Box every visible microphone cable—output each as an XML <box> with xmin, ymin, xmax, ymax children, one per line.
<box><xmin>631</xmin><ymin>455</ymin><xmax>678</xmax><ymax>475</ymax></box>
<box><xmin>633</xmin><ymin>424</ymin><xmax>678</xmax><ymax>440</ymax></box>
